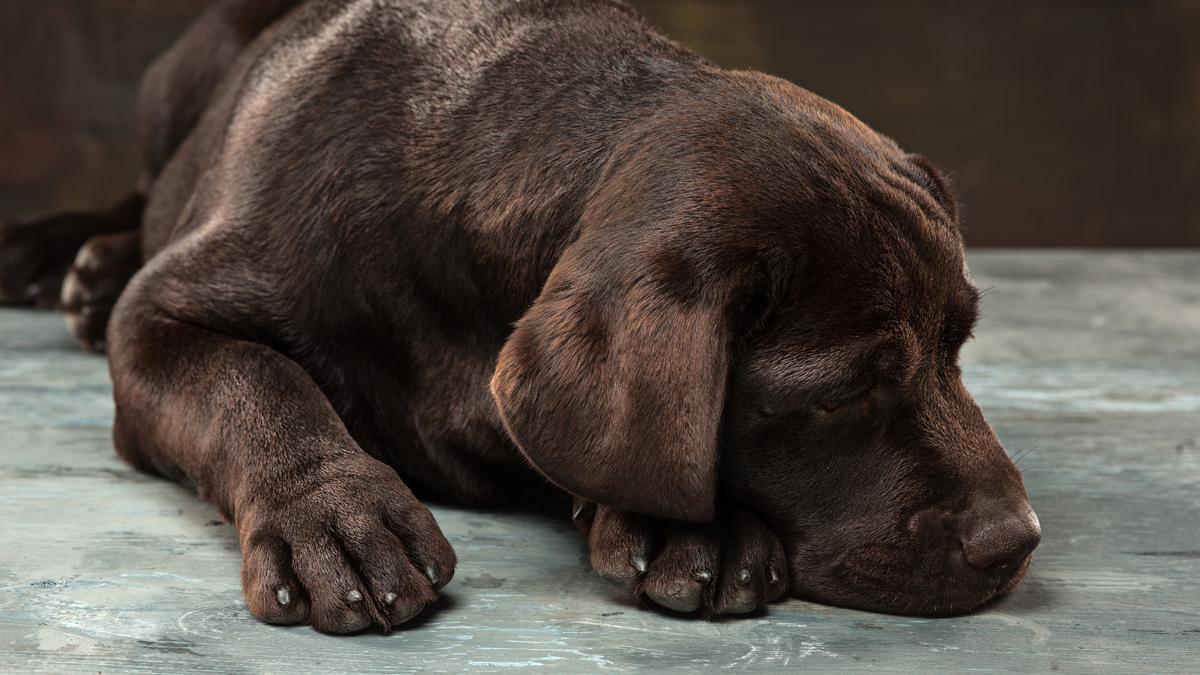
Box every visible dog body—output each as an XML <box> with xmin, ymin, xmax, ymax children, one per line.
<box><xmin>133</xmin><ymin>0</ymin><xmax>647</xmax><ymax>509</ymax></box>
<box><xmin>0</xmin><ymin>0</ymin><xmax>1040</xmax><ymax>632</ymax></box>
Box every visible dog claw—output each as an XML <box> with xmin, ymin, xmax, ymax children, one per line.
<box><xmin>425</xmin><ymin>565</ymin><xmax>440</xmax><ymax>587</ymax></box>
<box><xmin>693</xmin><ymin>570</ymin><xmax>712</xmax><ymax>583</ymax></box>
<box><xmin>737</xmin><ymin>568</ymin><xmax>752</xmax><ymax>585</ymax></box>
<box><xmin>631</xmin><ymin>554</ymin><xmax>648</xmax><ymax>574</ymax></box>
<box><xmin>384</xmin><ymin>591</ymin><xmax>398</xmax><ymax>605</ymax></box>
<box><xmin>276</xmin><ymin>587</ymin><xmax>291</xmax><ymax>606</ymax></box>
<box><xmin>768</xmin><ymin>566</ymin><xmax>780</xmax><ymax>585</ymax></box>
<box><xmin>345</xmin><ymin>589</ymin><xmax>363</xmax><ymax>605</ymax></box>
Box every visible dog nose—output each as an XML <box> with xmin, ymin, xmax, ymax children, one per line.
<box><xmin>963</xmin><ymin>508</ymin><xmax>1041</xmax><ymax>570</ymax></box>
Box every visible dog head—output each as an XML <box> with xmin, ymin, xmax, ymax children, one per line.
<box><xmin>491</xmin><ymin>71</ymin><xmax>1038</xmax><ymax>616</ymax></box>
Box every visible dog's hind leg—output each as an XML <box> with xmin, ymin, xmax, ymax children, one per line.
<box><xmin>60</xmin><ymin>229</ymin><xmax>142</xmax><ymax>353</ymax></box>
<box><xmin>0</xmin><ymin>193</ymin><xmax>144</xmax><ymax>310</ymax></box>
<box><xmin>2</xmin><ymin>0</ymin><xmax>302</xmax><ymax>335</ymax></box>
<box><xmin>136</xmin><ymin>0</ymin><xmax>303</xmax><ymax>177</ymax></box>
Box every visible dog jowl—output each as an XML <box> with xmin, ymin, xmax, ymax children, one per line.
<box><xmin>0</xmin><ymin>0</ymin><xmax>1037</xmax><ymax>632</ymax></box>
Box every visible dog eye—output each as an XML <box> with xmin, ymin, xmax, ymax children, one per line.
<box><xmin>816</xmin><ymin>400</ymin><xmax>843</xmax><ymax>413</ymax></box>
<box><xmin>815</xmin><ymin>379</ymin><xmax>876</xmax><ymax>413</ymax></box>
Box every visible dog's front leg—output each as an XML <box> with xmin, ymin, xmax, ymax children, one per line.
<box><xmin>106</xmin><ymin>286</ymin><xmax>455</xmax><ymax>634</ymax></box>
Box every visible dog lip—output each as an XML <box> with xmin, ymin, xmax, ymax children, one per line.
<box><xmin>784</xmin><ymin>543</ymin><xmax>1034</xmax><ymax>616</ymax></box>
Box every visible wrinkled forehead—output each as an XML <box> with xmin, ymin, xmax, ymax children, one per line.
<box><xmin>870</xmin><ymin>217</ymin><xmax>978</xmax><ymax>343</ymax></box>
<box><xmin>746</xmin><ymin>217</ymin><xmax>978</xmax><ymax>384</ymax></box>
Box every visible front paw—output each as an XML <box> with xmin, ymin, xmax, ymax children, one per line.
<box><xmin>580</xmin><ymin>503</ymin><xmax>789</xmax><ymax>617</ymax></box>
<box><xmin>236</xmin><ymin>457</ymin><xmax>457</xmax><ymax>634</ymax></box>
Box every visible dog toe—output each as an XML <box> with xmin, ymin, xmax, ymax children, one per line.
<box><xmin>712</xmin><ymin>510</ymin><xmax>789</xmax><ymax>615</ymax></box>
<box><xmin>383</xmin><ymin>500</ymin><xmax>457</xmax><ymax>593</ymax></box>
<box><xmin>289</xmin><ymin>535</ymin><xmax>377</xmax><ymax>634</ymax></box>
<box><xmin>336</xmin><ymin>513</ymin><xmax>439</xmax><ymax>629</ymax></box>
<box><xmin>714</xmin><ymin>565</ymin><xmax>764</xmax><ymax>615</ymax></box>
<box><xmin>241</xmin><ymin>533</ymin><xmax>311</xmax><ymax>626</ymax></box>
<box><xmin>588</xmin><ymin>507</ymin><xmax>655</xmax><ymax>590</ymax></box>
<box><xmin>639</xmin><ymin>526</ymin><xmax>718</xmax><ymax>614</ymax></box>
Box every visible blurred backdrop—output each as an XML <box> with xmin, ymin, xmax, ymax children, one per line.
<box><xmin>2</xmin><ymin>0</ymin><xmax>1198</xmax><ymax>246</ymax></box>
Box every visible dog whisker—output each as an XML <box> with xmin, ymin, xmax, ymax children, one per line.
<box><xmin>1011</xmin><ymin>446</ymin><xmax>1040</xmax><ymax>466</ymax></box>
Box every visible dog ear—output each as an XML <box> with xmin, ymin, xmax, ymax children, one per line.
<box><xmin>490</xmin><ymin>219</ymin><xmax>745</xmax><ymax>524</ymax></box>
<box><xmin>907</xmin><ymin>154</ymin><xmax>959</xmax><ymax>223</ymax></box>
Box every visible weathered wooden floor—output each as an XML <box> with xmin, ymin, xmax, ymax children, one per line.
<box><xmin>1</xmin><ymin>251</ymin><xmax>1197</xmax><ymax>672</ymax></box>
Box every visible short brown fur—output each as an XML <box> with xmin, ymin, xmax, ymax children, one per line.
<box><xmin>0</xmin><ymin>0</ymin><xmax>1038</xmax><ymax>632</ymax></box>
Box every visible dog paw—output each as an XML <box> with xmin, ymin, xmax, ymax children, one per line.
<box><xmin>237</xmin><ymin>456</ymin><xmax>457</xmax><ymax>634</ymax></box>
<box><xmin>0</xmin><ymin>218</ymin><xmax>69</xmax><ymax>308</ymax></box>
<box><xmin>580</xmin><ymin>502</ymin><xmax>789</xmax><ymax>617</ymax></box>
<box><xmin>61</xmin><ymin>231</ymin><xmax>140</xmax><ymax>352</ymax></box>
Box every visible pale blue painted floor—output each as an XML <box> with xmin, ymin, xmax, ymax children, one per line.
<box><xmin>1</xmin><ymin>251</ymin><xmax>1198</xmax><ymax>672</ymax></box>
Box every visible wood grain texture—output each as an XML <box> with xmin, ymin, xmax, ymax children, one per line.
<box><xmin>0</xmin><ymin>251</ymin><xmax>1197</xmax><ymax>672</ymax></box>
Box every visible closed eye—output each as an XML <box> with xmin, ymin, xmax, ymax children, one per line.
<box><xmin>815</xmin><ymin>378</ymin><xmax>876</xmax><ymax>413</ymax></box>
<box><xmin>941</xmin><ymin>325</ymin><xmax>975</xmax><ymax>355</ymax></box>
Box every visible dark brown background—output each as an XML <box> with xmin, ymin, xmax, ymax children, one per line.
<box><xmin>2</xmin><ymin>0</ymin><xmax>1198</xmax><ymax>246</ymax></box>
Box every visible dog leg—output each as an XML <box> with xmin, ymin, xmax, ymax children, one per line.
<box><xmin>107</xmin><ymin>283</ymin><xmax>456</xmax><ymax>634</ymax></box>
<box><xmin>0</xmin><ymin>193</ymin><xmax>144</xmax><ymax>308</ymax></box>
<box><xmin>60</xmin><ymin>230</ymin><xmax>142</xmax><ymax>353</ymax></box>
<box><xmin>581</xmin><ymin>503</ymin><xmax>790</xmax><ymax>617</ymax></box>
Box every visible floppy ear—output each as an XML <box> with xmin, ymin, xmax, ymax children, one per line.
<box><xmin>490</xmin><ymin>224</ymin><xmax>742</xmax><ymax>523</ymax></box>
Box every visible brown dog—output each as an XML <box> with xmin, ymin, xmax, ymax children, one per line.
<box><xmin>0</xmin><ymin>0</ymin><xmax>1039</xmax><ymax>633</ymax></box>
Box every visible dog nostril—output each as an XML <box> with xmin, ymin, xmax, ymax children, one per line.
<box><xmin>963</xmin><ymin>509</ymin><xmax>1041</xmax><ymax>571</ymax></box>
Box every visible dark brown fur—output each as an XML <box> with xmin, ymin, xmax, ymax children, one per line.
<box><xmin>0</xmin><ymin>0</ymin><xmax>1039</xmax><ymax>632</ymax></box>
